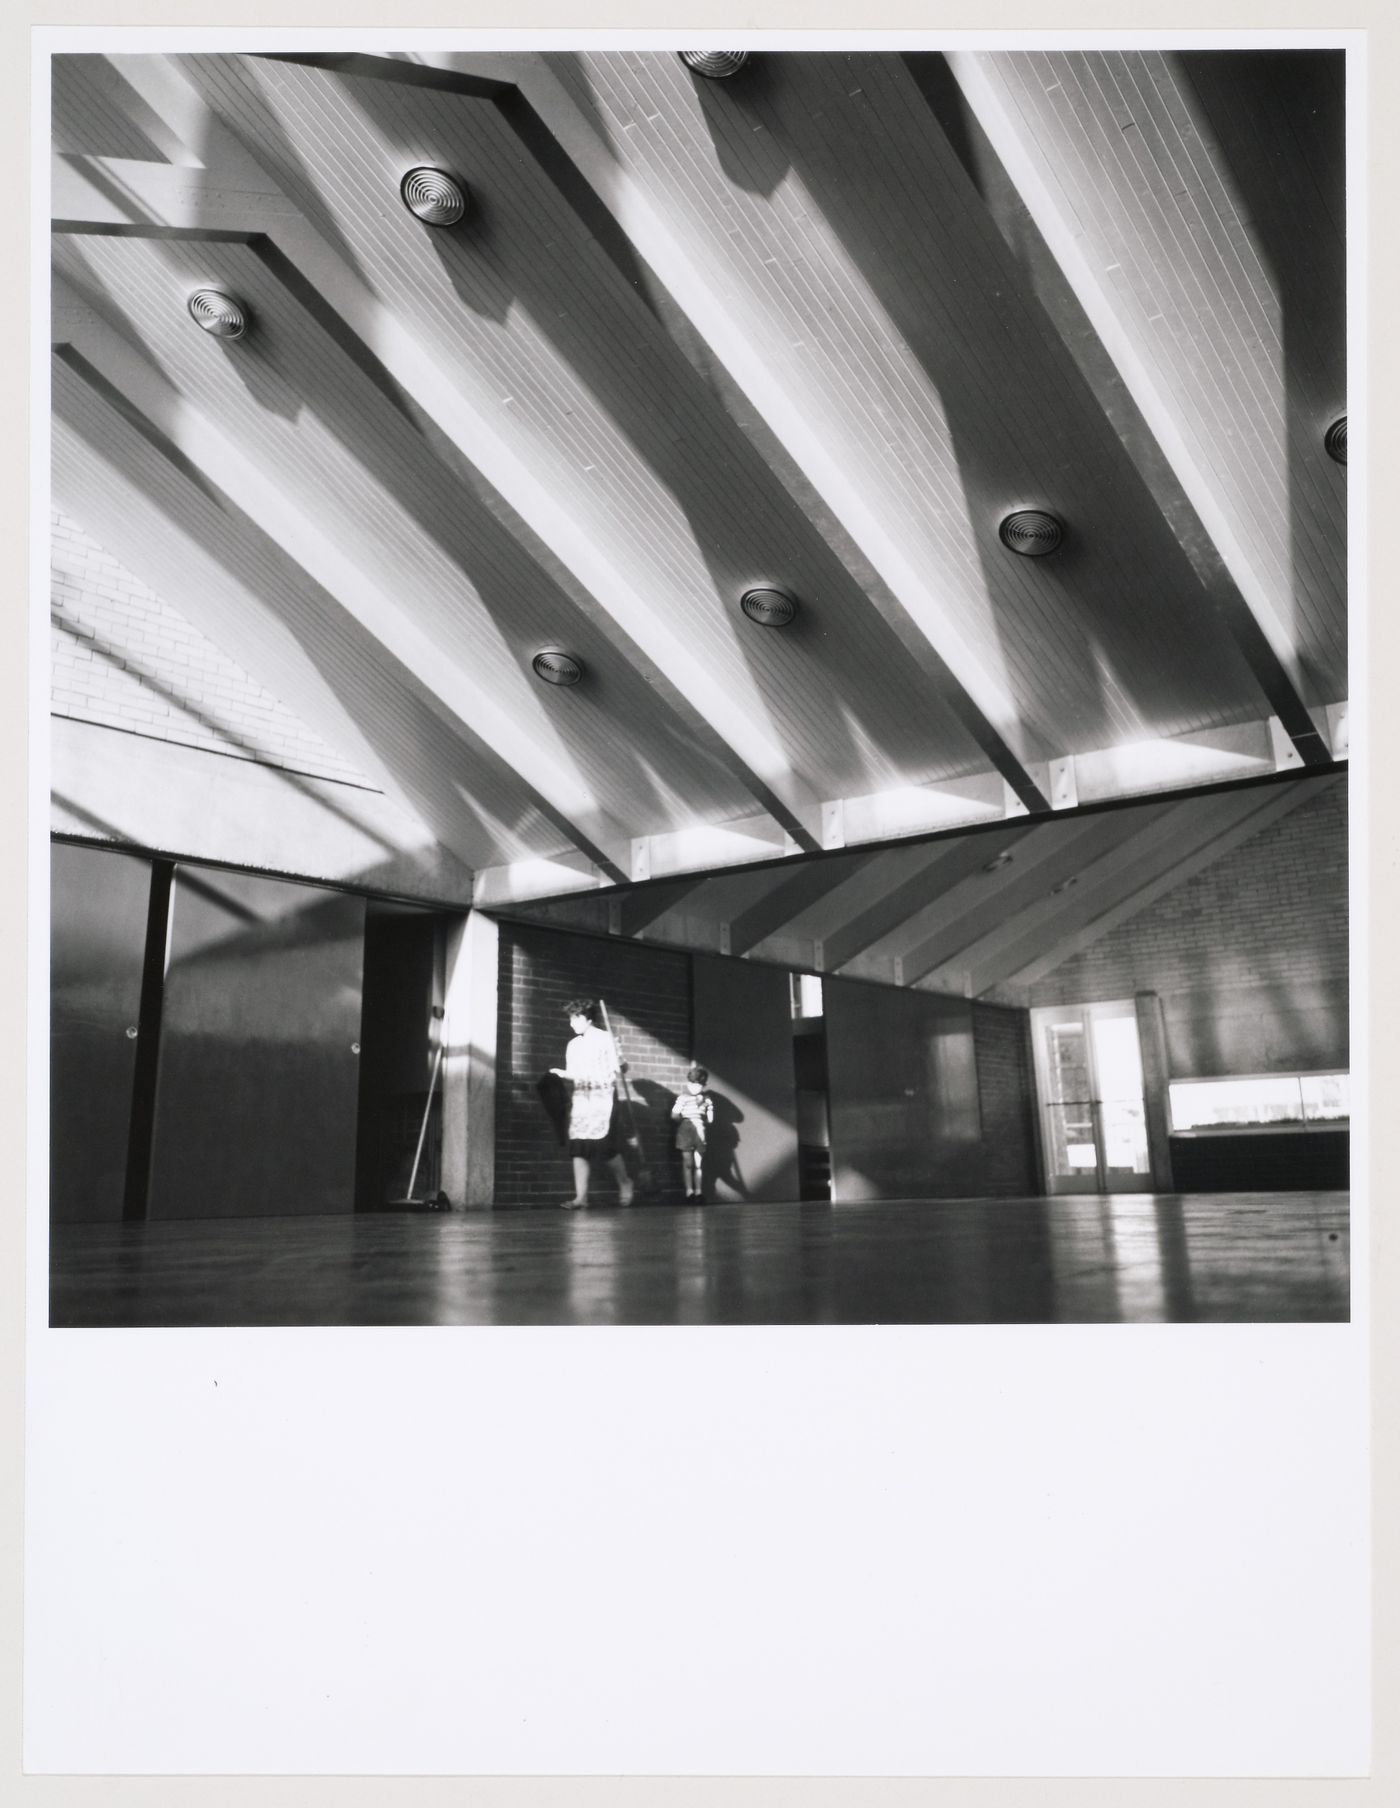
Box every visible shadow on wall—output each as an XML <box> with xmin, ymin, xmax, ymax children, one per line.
<box><xmin>704</xmin><ymin>1090</ymin><xmax>748</xmax><ymax>1201</ymax></box>
<box><xmin>627</xmin><ymin>1077</ymin><xmax>674</xmax><ymax>1193</ymax></box>
<box><xmin>619</xmin><ymin>1078</ymin><xmax>752</xmax><ymax>1201</ymax></box>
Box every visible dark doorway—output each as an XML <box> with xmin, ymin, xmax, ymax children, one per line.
<box><xmin>354</xmin><ymin>904</ymin><xmax>451</xmax><ymax>1210</ymax></box>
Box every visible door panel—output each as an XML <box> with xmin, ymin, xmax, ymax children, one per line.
<box><xmin>691</xmin><ymin>954</ymin><xmax>799</xmax><ymax>1201</ymax></box>
<box><xmin>1044</xmin><ymin>1101</ymin><xmax>1101</xmax><ymax>1191</ymax></box>
<box><xmin>148</xmin><ymin>867</ymin><xmax>366</xmax><ymax>1219</ymax></box>
<box><xmin>826</xmin><ymin>978</ymin><xmax>981</xmax><ymax>1200</ymax></box>
<box><xmin>50</xmin><ymin>844</ymin><xmax>152</xmax><ymax>1223</ymax></box>
<box><xmin>1100</xmin><ymin>1098</ymin><xmax>1151</xmax><ymax>1183</ymax></box>
<box><xmin>1092</xmin><ymin>1012</ymin><xmax>1146</xmax><ymax>1101</ymax></box>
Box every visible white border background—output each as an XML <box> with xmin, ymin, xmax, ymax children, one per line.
<box><xmin>14</xmin><ymin>11</ymin><xmax>1385</xmax><ymax>1792</ymax></box>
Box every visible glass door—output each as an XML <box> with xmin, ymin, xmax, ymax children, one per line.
<box><xmin>1032</xmin><ymin>1000</ymin><xmax>1152</xmax><ymax>1194</ymax></box>
<box><xmin>1090</xmin><ymin>1007</ymin><xmax>1151</xmax><ymax>1190</ymax></box>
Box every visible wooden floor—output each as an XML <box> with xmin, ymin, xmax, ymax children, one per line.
<box><xmin>48</xmin><ymin>1191</ymin><xmax>1349</xmax><ymax>1326</ymax></box>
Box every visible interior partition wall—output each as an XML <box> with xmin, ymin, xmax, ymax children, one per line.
<box><xmin>51</xmin><ymin>842</ymin><xmax>472</xmax><ymax>1222</ymax></box>
<box><xmin>147</xmin><ymin>867</ymin><xmax>368</xmax><ymax>1220</ymax></box>
<box><xmin>690</xmin><ymin>953</ymin><xmax>800</xmax><ymax>1202</ymax></box>
<box><xmin>824</xmin><ymin>978</ymin><xmax>983</xmax><ymax>1201</ymax></box>
<box><xmin>50</xmin><ymin>842</ymin><xmax>153</xmax><ymax>1223</ymax></box>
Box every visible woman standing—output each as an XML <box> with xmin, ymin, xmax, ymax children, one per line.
<box><xmin>552</xmin><ymin>998</ymin><xmax>634</xmax><ymax>1208</ymax></box>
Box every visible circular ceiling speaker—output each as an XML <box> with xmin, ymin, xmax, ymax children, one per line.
<box><xmin>740</xmin><ymin>586</ymin><xmax>797</xmax><ymax>629</ymax></box>
<box><xmin>999</xmin><ymin>510</ymin><xmax>1064</xmax><ymax>557</ymax></box>
<box><xmin>679</xmin><ymin>51</ymin><xmax>750</xmax><ymax>79</ymax></box>
<box><xmin>187</xmin><ymin>288</ymin><xmax>248</xmax><ymax>340</ymax></box>
<box><xmin>400</xmin><ymin>166</ymin><xmax>470</xmax><ymax>228</ymax></box>
<box><xmin>1325</xmin><ymin>415</ymin><xmax>1347</xmax><ymax>465</ymax></box>
<box><xmin>532</xmin><ymin>649</ymin><xmax>583</xmax><ymax>687</ymax></box>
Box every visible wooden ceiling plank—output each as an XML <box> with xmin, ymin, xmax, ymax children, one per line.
<box><xmin>55</xmin><ymin>302</ymin><xmax>634</xmax><ymax>882</ymax></box>
<box><xmin>51</xmin><ymin>224</ymin><xmax>772</xmax><ymax>845</ymax></box>
<box><xmin>52</xmin><ymin>381</ymin><xmax>511</xmax><ymax>876</ymax></box>
<box><xmin>438</xmin><ymin>51</ymin><xmax>1052</xmax><ymax>812</ymax></box>
<box><xmin>863</xmin><ymin>810</ymin><xmax>1134</xmax><ymax>977</ymax></box>
<box><xmin>55</xmin><ymin>118</ymin><xmax>825</xmax><ymax>852</ymax></box>
<box><xmin>946</xmin><ymin>51</ymin><xmax>1334</xmax><ymax>765</ymax></box>
<box><xmin>823</xmin><ymin>823</ymin><xmax>1041</xmax><ymax>971</ymax></box>
<box><xmin>751</xmin><ymin>841</ymin><xmax>964</xmax><ymax>957</ymax></box>
<box><xmin>970</xmin><ymin>779</ymin><xmax>1327</xmax><ymax>994</ymax></box>
<box><xmin>618</xmin><ymin>876</ymin><xmax>714</xmax><ymax>937</ymax></box>
<box><xmin>914</xmin><ymin>790</ymin><xmax>1254</xmax><ymax>993</ymax></box>
<box><xmin>726</xmin><ymin>856</ymin><xmax>871</xmax><ymax>956</ymax></box>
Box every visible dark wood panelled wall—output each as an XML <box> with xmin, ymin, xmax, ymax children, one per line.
<box><xmin>50</xmin><ymin>843</ymin><xmax>151</xmax><ymax>1223</ymax></box>
<box><xmin>52</xmin><ymin>845</ymin><xmax>1045</xmax><ymax>1218</ymax></box>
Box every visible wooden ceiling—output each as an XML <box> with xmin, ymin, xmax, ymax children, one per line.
<box><xmin>50</xmin><ymin>47</ymin><xmax>1347</xmax><ymax>904</ymax></box>
<box><xmin>508</xmin><ymin>770</ymin><xmax>1342</xmax><ymax>1003</ymax></box>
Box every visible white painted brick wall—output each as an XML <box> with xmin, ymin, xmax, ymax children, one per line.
<box><xmin>50</xmin><ymin>509</ymin><xmax>371</xmax><ymax>788</ymax></box>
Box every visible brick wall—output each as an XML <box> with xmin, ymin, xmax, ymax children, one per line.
<box><xmin>1027</xmin><ymin>781</ymin><xmax>1348</xmax><ymax>1077</ymax></box>
<box><xmin>494</xmin><ymin>923</ymin><xmax>693</xmax><ymax>1207</ymax></box>
<box><xmin>50</xmin><ymin>509</ymin><xmax>367</xmax><ymax>787</ymax></box>
<box><xmin>971</xmin><ymin>1002</ymin><xmax>1040</xmax><ymax>1195</ymax></box>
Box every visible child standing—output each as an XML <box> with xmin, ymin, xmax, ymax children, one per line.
<box><xmin>671</xmin><ymin>1064</ymin><xmax>714</xmax><ymax>1202</ymax></box>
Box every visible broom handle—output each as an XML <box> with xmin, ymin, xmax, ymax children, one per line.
<box><xmin>597</xmin><ymin>1000</ymin><xmax>639</xmax><ymax>1133</ymax></box>
<box><xmin>406</xmin><ymin>1041</ymin><xmax>445</xmax><ymax>1201</ymax></box>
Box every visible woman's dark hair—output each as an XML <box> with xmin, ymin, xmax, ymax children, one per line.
<box><xmin>565</xmin><ymin>998</ymin><xmax>598</xmax><ymax>1024</ymax></box>
<box><xmin>687</xmin><ymin>1063</ymin><xmax>708</xmax><ymax>1084</ymax></box>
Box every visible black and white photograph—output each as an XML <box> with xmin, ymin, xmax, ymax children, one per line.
<box><xmin>22</xmin><ymin>18</ymin><xmax>1382</xmax><ymax>1790</ymax></box>
<box><xmin>44</xmin><ymin>38</ymin><xmax>1353</xmax><ymax>1329</ymax></box>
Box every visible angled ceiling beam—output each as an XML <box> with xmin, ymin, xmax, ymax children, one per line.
<box><xmin>982</xmin><ymin>778</ymin><xmax>1328</xmax><ymax>996</ymax></box>
<box><xmin>384</xmin><ymin>48</ymin><xmax>1049</xmax><ymax>813</ymax></box>
<box><xmin>257</xmin><ymin>52</ymin><xmax>515</xmax><ymax>100</ymax></box>
<box><xmin>950</xmin><ymin>791</ymin><xmax>1275</xmax><ymax>996</ymax></box>
<box><xmin>726</xmin><ymin>856</ymin><xmax>869</xmax><ymax>957</ymax></box>
<box><xmin>944</xmin><ymin>51</ymin><xmax>1331</xmax><ymax>768</ymax></box>
<box><xmin>52</xmin><ymin>364</ymin><xmax>523</xmax><ymax>877</ymax></box>
<box><xmin>862</xmin><ymin>809</ymin><xmax>1141</xmax><ymax>981</ymax></box>
<box><xmin>823</xmin><ymin>824</ymin><xmax>1041</xmax><ymax>972</ymax></box>
<box><xmin>900</xmin><ymin>804</ymin><xmax>1190</xmax><ymax>985</ymax></box>
<box><xmin>910</xmin><ymin>794</ymin><xmax>1237</xmax><ymax>991</ymax></box>
<box><xmin>619</xmin><ymin>876</ymin><xmax>712</xmax><ymax>937</ymax></box>
<box><xmin>53</xmin><ymin>305</ymin><xmax>633</xmax><ymax>882</ymax></box>
<box><xmin>53</xmin><ymin>104</ymin><xmax>823</xmax><ymax>852</ymax></box>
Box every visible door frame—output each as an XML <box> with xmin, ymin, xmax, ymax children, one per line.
<box><xmin>1030</xmin><ymin>998</ymin><xmax>1154</xmax><ymax>1195</ymax></box>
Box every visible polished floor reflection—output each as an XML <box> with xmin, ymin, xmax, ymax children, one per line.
<box><xmin>49</xmin><ymin>1192</ymin><xmax>1349</xmax><ymax>1326</ymax></box>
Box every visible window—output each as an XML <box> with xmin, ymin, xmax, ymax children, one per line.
<box><xmin>1168</xmin><ymin>1073</ymin><xmax>1349</xmax><ymax>1132</ymax></box>
<box><xmin>790</xmin><ymin>973</ymin><xmax>824</xmax><ymax>1020</ymax></box>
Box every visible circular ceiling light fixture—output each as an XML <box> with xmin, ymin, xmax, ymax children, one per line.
<box><xmin>1325</xmin><ymin>415</ymin><xmax>1347</xmax><ymax>465</ymax></box>
<box><xmin>981</xmin><ymin>850</ymin><xmax>1015</xmax><ymax>874</ymax></box>
<box><xmin>740</xmin><ymin>586</ymin><xmax>798</xmax><ymax>629</ymax></box>
<box><xmin>999</xmin><ymin>509</ymin><xmax>1064</xmax><ymax>557</ymax></box>
<box><xmin>400</xmin><ymin>166</ymin><xmax>470</xmax><ymax>228</ymax></box>
<box><xmin>679</xmin><ymin>51</ymin><xmax>750</xmax><ymax>79</ymax></box>
<box><xmin>532</xmin><ymin>648</ymin><xmax>583</xmax><ymax>687</ymax></box>
<box><xmin>187</xmin><ymin>288</ymin><xmax>248</xmax><ymax>340</ymax></box>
